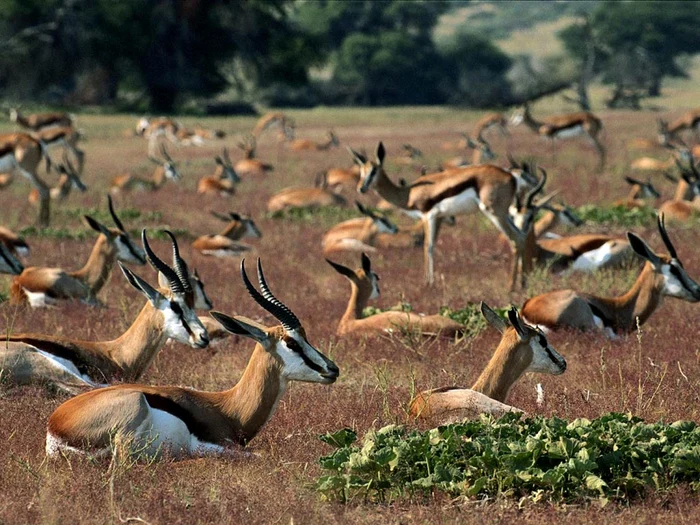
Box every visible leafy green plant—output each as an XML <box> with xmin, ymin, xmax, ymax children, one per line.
<box><xmin>316</xmin><ymin>413</ymin><xmax>700</xmax><ymax>504</ymax></box>
<box><xmin>575</xmin><ymin>205</ymin><xmax>657</xmax><ymax>227</ymax></box>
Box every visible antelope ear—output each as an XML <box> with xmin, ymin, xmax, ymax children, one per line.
<box><xmin>120</xmin><ymin>263</ymin><xmax>165</xmax><ymax>306</ymax></box>
<box><xmin>376</xmin><ymin>142</ymin><xmax>385</xmax><ymax>165</ymax></box>
<box><xmin>624</xmin><ymin>176</ymin><xmax>641</xmax><ymax>186</ymax></box>
<box><xmin>627</xmin><ymin>232</ymin><xmax>662</xmax><ymax>268</ymax></box>
<box><xmin>347</xmin><ymin>146</ymin><xmax>366</xmax><ymax>165</ymax></box>
<box><xmin>209</xmin><ymin>312</ymin><xmax>268</xmax><ymax>342</ymax></box>
<box><xmin>361</xmin><ymin>252</ymin><xmax>372</xmax><ymax>274</ymax></box>
<box><xmin>84</xmin><ymin>216</ymin><xmax>112</xmax><ymax>237</ymax></box>
<box><xmin>480</xmin><ymin>302</ymin><xmax>507</xmax><ymax>334</ymax></box>
<box><xmin>326</xmin><ymin>259</ymin><xmax>355</xmax><ymax>280</ymax></box>
<box><xmin>507</xmin><ymin>307</ymin><xmax>528</xmax><ymax>340</ymax></box>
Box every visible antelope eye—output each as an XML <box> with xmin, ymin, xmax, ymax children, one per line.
<box><xmin>170</xmin><ymin>302</ymin><xmax>184</xmax><ymax>318</ymax></box>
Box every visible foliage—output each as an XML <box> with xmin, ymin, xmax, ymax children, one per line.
<box><xmin>316</xmin><ymin>413</ymin><xmax>700</xmax><ymax>504</ymax></box>
<box><xmin>575</xmin><ymin>205</ymin><xmax>657</xmax><ymax>228</ymax></box>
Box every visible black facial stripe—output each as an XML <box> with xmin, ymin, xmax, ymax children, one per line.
<box><xmin>123</xmin><ymin>237</ymin><xmax>142</xmax><ymax>260</ymax></box>
<box><xmin>286</xmin><ymin>338</ymin><xmax>325</xmax><ymax>374</ymax></box>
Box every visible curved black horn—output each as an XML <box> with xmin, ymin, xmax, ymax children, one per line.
<box><xmin>256</xmin><ymin>258</ymin><xmax>300</xmax><ymax>331</ymax></box>
<box><xmin>525</xmin><ymin>169</ymin><xmax>547</xmax><ymax>209</ymax></box>
<box><xmin>657</xmin><ymin>213</ymin><xmax>678</xmax><ymax>260</ymax></box>
<box><xmin>240</xmin><ymin>259</ymin><xmax>300</xmax><ymax>331</ymax></box>
<box><xmin>142</xmin><ymin>229</ymin><xmax>184</xmax><ymax>294</ymax></box>
<box><xmin>107</xmin><ymin>195</ymin><xmax>126</xmax><ymax>232</ymax></box>
<box><xmin>164</xmin><ymin>230</ymin><xmax>193</xmax><ymax>294</ymax></box>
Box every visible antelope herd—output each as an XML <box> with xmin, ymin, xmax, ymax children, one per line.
<box><xmin>0</xmin><ymin>104</ymin><xmax>699</xmax><ymax>463</ymax></box>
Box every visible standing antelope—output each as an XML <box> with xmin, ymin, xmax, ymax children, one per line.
<box><xmin>235</xmin><ymin>135</ymin><xmax>273</xmax><ymax>177</ymax></box>
<box><xmin>612</xmin><ymin>176</ymin><xmax>660</xmax><ymax>209</ymax></box>
<box><xmin>440</xmin><ymin>136</ymin><xmax>495</xmax><ymax>170</ymax></box>
<box><xmin>657</xmin><ymin>110</ymin><xmax>700</xmax><ymax>145</ymax></box>
<box><xmin>31</xmin><ymin>126</ymin><xmax>85</xmax><ymax>174</ymax></box>
<box><xmin>135</xmin><ymin>117</ymin><xmax>180</xmax><ymax>155</ymax></box>
<box><xmin>28</xmin><ymin>152</ymin><xmax>87</xmax><ymax>206</ymax></box>
<box><xmin>46</xmin><ymin>259</ymin><xmax>338</xmax><ymax>458</ymax></box>
<box><xmin>110</xmin><ymin>145</ymin><xmax>180</xmax><ymax>193</ymax></box>
<box><xmin>409</xmin><ymin>303</ymin><xmax>566</xmax><ymax>422</ymax></box>
<box><xmin>0</xmin><ymin>242</ymin><xmax>24</xmax><ymax>276</ymax></box>
<box><xmin>289</xmin><ymin>130</ymin><xmax>339</xmax><ymax>151</ymax></box>
<box><xmin>322</xmin><ymin>202</ymin><xmax>398</xmax><ymax>255</ymax></box>
<box><xmin>510</xmin><ymin>103</ymin><xmax>605</xmax><ymax>169</ymax></box>
<box><xmin>10</xmin><ymin>108</ymin><xmax>73</xmax><ymax>131</ymax></box>
<box><xmin>327</xmin><ymin>253</ymin><xmax>464</xmax><ymax>338</ymax></box>
<box><xmin>351</xmin><ymin>142</ymin><xmax>537</xmax><ymax>285</ymax></box>
<box><xmin>196</xmin><ymin>148</ymin><xmax>240</xmax><ymax>196</ymax></box>
<box><xmin>522</xmin><ymin>215</ymin><xmax>700</xmax><ymax>337</ymax></box>
<box><xmin>3</xmin><ymin>231</ymin><xmax>208</xmax><ymax>393</ymax></box>
<box><xmin>10</xmin><ymin>196</ymin><xmax>146</xmax><ymax>307</ymax></box>
<box><xmin>192</xmin><ymin>211</ymin><xmax>262</xmax><ymax>257</ymax></box>
<box><xmin>0</xmin><ymin>226</ymin><xmax>30</xmax><ymax>257</ymax></box>
<box><xmin>267</xmin><ymin>172</ymin><xmax>347</xmax><ymax>213</ymax></box>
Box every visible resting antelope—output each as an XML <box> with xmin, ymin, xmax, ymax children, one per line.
<box><xmin>31</xmin><ymin>126</ymin><xmax>85</xmax><ymax>174</ymax></box>
<box><xmin>409</xmin><ymin>303</ymin><xmax>566</xmax><ymax>422</ymax></box>
<box><xmin>267</xmin><ymin>172</ymin><xmax>347</xmax><ymax>213</ymax></box>
<box><xmin>351</xmin><ymin>142</ymin><xmax>537</xmax><ymax>285</ymax></box>
<box><xmin>192</xmin><ymin>211</ymin><xmax>262</xmax><ymax>257</ymax></box>
<box><xmin>522</xmin><ymin>214</ymin><xmax>700</xmax><ymax>337</ymax></box>
<box><xmin>0</xmin><ymin>242</ymin><xmax>24</xmax><ymax>276</ymax></box>
<box><xmin>472</xmin><ymin>112</ymin><xmax>508</xmax><ymax>140</ymax></box>
<box><xmin>135</xmin><ymin>117</ymin><xmax>180</xmax><ymax>155</ymax></box>
<box><xmin>657</xmin><ymin>110</ymin><xmax>700</xmax><ymax>145</ymax></box>
<box><xmin>175</xmin><ymin>125</ymin><xmax>224</xmax><ymax>147</ymax></box>
<box><xmin>288</xmin><ymin>129</ymin><xmax>339</xmax><ymax>152</ymax></box>
<box><xmin>234</xmin><ymin>135</ymin><xmax>273</xmax><ymax>177</ymax></box>
<box><xmin>10</xmin><ymin>196</ymin><xmax>146</xmax><ymax>307</ymax></box>
<box><xmin>10</xmin><ymin>108</ymin><xmax>73</xmax><ymax>131</ymax></box>
<box><xmin>3</xmin><ymin>232</ymin><xmax>208</xmax><ymax>393</ymax></box>
<box><xmin>658</xmin><ymin>159</ymin><xmax>700</xmax><ymax>221</ymax></box>
<box><xmin>630</xmin><ymin>141</ymin><xmax>692</xmax><ymax>172</ymax></box>
<box><xmin>510</xmin><ymin>103</ymin><xmax>605</xmax><ymax>169</ymax></box>
<box><xmin>28</xmin><ymin>153</ymin><xmax>87</xmax><ymax>206</ymax></box>
<box><xmin>252</xmin><ymin>111</ymin><xmax>293</xmax><ymax>141</ymax></box>
<box><xmin>322</xmin><ymin>202</ymin><xmax>398</xmax><ymax>255</ymax></box>
<box><xmin>196</xmin><ymin>148</ymin><xmax>240</xmax><ymax>196</ymax></box>
<box><xmin>532</xmin><ymin>201</ymin><xmax>583</xmax><ymax>239</ymax></box>
<box><xmin>612</xmin><ymin>176</ymin><xmax>660</xmax><ymax>209</ymax></box>
<box><xmin>324</xmin><ymin>164</ymin><xmax>361</xmax><ymax>193</ymax></box>
<box><xmin>46</xmin><ymin>259</ymin><xmax>338</xmax><ymax>458</ymax></box>
<box><xmin>0</xmin><ymin>226</ymin><xmax>30</xmax><ymax>257</ymax></box>
<box><xmin>440</xmin><ymin>136</ymin><xmax>495</xmax><ymax>170</ymax></box>
<box><xmin>327</xmin><ymin>253</ymin><xmax>464</xmax><ymax>338</ymax></box>
<box><xmin>110</xmin><ymin>145</ymin><xmax>180</xmax><ymax>193</ymax></box>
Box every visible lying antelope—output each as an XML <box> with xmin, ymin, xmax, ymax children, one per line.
<box><xmin>175</xmin><ymin>124</ymin><xmax>224</xmax><ymax>147</ymax></box>
<box><xmin>533</xmin><ymin>201</ymin><xmax>583</xmax><ymax>239</ymax></box>
<box><xmin>630</xmin><ymin>141</ymin><xmax>692</xmax><ymax>172</ymax></box>
<box><xmin>196</xmin><ymin>148</ymin><xmax>240</xmax><ymax>196</ymax></box>
<box><xmin>612</xmin><ymin>176</ymin><xmax>660</xmax><ymax>209</ymax></box>
<box><xmin>10</xmin><ymin>196</ymin><xmax>146</xmax><ymax>307</ymax></box>
<box><xmin>28</xmin><ymin>153</ymin><xmax>87</xmax><ymax>206</ymax></box>
<box><xmin>31</xmin><ymin>126</ymin><xmax>85</xmax><ymax>174</ymax></box>
<box><xmin>409</xmin><ymin>303</ymin><xmax>566</xmax><ymax>422</ymax></box>
<box><xmin>267</xmin><ymin>172</ymin><xmax>347</xmax><ymax>213</ymax></box>
<box><xmin>0</xmin><ymin>242</ymin><xmax>24</xmax><ymax>276</ymax></box>
<box><xmin>10</xmin><ymin>108</ymin><xmax>73</xmax><ymax>131</ymax></box>
<box><xmin>322</xmin><ymin>202</ymin><xmax>398</xmax><ymax>255</ymax></box>
<box><xmin>3</xmin><ymin>231</ymin><xmax>208</xmax><ymax>393</ymax></box>
<box><xmin>192</xmin><ymin>211</ymin><xmax>261</xmax><ymax>257</ymax></box>
<box><xmin>351</xmin><ymin>142</ymin><xmax>537</xmax><ymax>285</ymax></box>
<box><xmin>327</xmin><ymin>253</ymin><xmax>464</xmax><ymax>338</ymax></box>
<box><xmin>324</xmin><ymin>164</ymin><xmax>361</xmax><ymax>193</ymax></box>
<box><xmin>46</xmin><ymin>259</ymin><xmax>338</xmax><ymax>458</ymax></box>
<box><xmin>252</xmin><ymin>111</ymin><xmax>293</xmax><ymax>141</ymax></box>
<box><xmin>289</xmin><ymin>129</ymin><xmax>339</xmax><ymax>151</ymax></box>
<box><xmin>510</xmin><ymin>103</ymin><xmax>605</xmax><ymax>169</ymax></box>
<box><xmin>522</xmin><ymin>214</ymin><xmax>700</xmax><ymax>337</ymax></box>
<box><xmin>235</xmin><ymin>135</ymin><xmax>273</xmax><ymax>177</ymax></box>
<box><xmin>658</xmin><ymin>159</ymin><xmax>700</xmax><ymax>221</ymax></box>
<box><xmin>110</xmin><ymin>144</ymin><xmax>180</xmax><ymax>193</ymax></box>
<box><xmin>657</xmin><ymin>110</ymin><xmax>700</xmax><ymax>145</ymax></box>
<box><xmin>135</xmin><ymin>117</ymin><xmax>180</xmax><ymax>156</ymax></box>
<box><xmin>0</xmin><ymin>226</ymin><xmax>29</xmax><ymax>257</ymax></box>
<box><xmin>440</xmin><ymin>136</ymin><xmax>495</xmax><ymax>170</ymax></box>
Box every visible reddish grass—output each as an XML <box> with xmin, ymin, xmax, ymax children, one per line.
<box><xmin>0</xmin><ymin>108</ymin><xmax>699</xmax><ymax>524</ymax></box>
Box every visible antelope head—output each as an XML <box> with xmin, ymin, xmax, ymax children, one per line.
<box><xmin>356</xmin><ymin>201</ymin><xmax>398</xmax><ymax>234</ymax></box>
<box><xmin>0</xmin><ymin>242</ymin><xmax>24</xmax><ymax>275</ymax></box>
<box><xmin>105</xmin><ymin>195</ymin><xmax>146</xmax><ymax>265</ymax></box>
<box><xmin>466</xmin><ymin>136</ymin><xmax>496</xmax><ymax>162</ymax></box>
<box><xmin>136</xmin><ymin>117</ymin><xmax>151</xmax><ymax>136</ymax></box>
<box><xmin>623</xmin><ymin>176</ymin><xmax>660</xmax><ymax>199</ymax></box>
<box><xmin>506</xmin><ymin>153</ymin><xmax>540</xmax><ymax>192</ymax></box>
<box><xmin>156</xmin><ymin>231</ymin><xmax>213</xmax><ymax>310</ymax></box>
<box><xmin>149</xmin><ymin>144</ymin><xmax>180</xmax><ymax>180</ymax></box>
<box><xmin>57</xmin><ymin>150</ymin><xmax>88</xmax><ymax>192</ymax></box>
<box><xmin>211</xmin><ymin>210</ymin><xmax>262</xmax><ymax>239</ymax></box>
<box><xmin>351</xmin><ymin>142</ymin><xmax>386</xmax><ymax>194</ymax></box>
<box><xmin>215</xmin><ymin>148</ymin><xmax>240</xmax><ymax>183</ymax></box>
<box><xmin>326</xmin><ymin>252</ymin><xmax>380</xmax><ymax>301</ymax></box>
<box><xmin>541</xmin><ymin>201</ymin><xmax>584</xmax><ymax>227</ymax></box>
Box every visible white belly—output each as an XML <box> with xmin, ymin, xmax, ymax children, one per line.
<box><xmin>135</xmin><ymin>407</ymin><xmax>225</xmax><ymax>457</ymax></box>
<box><xmin>571</xmin><ymin>242</ymin><xmax>614</xmax><ymax>272</ymax></box>
<box><xmin>23</xmin><ymin>289</ymin><xmax>56</xmax><ymax>308</ymax></box>
<box><xmin>433</xmin><ymin>188</ymin><xmax>479</xmax><ymax>217</ymax></box>
<box><xmin>553</xmin><ymin>125</ymin><xmax>585</xmax><ymax>139</ymax></box>
<box><xmin>35</xmin><ymin>349</ymin><xmax>96</xmax><ymax>385</ymax></box>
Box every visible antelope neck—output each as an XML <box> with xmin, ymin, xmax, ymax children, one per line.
<box><xmin>69</xmin><ymin>234</ymin><xmax>116</xmax><ymax>294</ymax></box>
<box><xmin>471</xmin><ymin>331</ymin><xmax>531</xmax><ymax>403</ymax></box>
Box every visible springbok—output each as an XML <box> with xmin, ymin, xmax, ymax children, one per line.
<box><xmin>324</xmin><ymin>164</ymin><xmax>361</xmax><ymax>193</ymax></box>
<box><xmin>10</xmin><ymin>196</ymin><xmax>146</xmax><ymax>307</ymax></box>
<box><xmin>532</xmin><ymin>201</ymin><xmax>583</xmax><ymax>239</ymax></box>
<box><xmin>3</xmin><ymin>231</ymin><xmax>208</xmax><ymax>393</ymax></box>
<box><xmin>327</xmin><ymin>253</ymin><xmax>464</xmax><ymax>338</ymax></box>
<box><xmin>10</xmin><ymin>108</ymin><xmax>73</xmax><ymax>131</ymax></box>
<box><xmin>658</xmin><ymin>159</ymin><xmax>700</xmax><ymax>221</ymax></box>
<box><xmin>267</xmin><ymin>172</ymin><xmax>347</xmax><ymax>213</ymax></box>
<box><xmin>234</xmin><ymin>135</ymin><xmax>273</xmax><ymax>177</ymax></box>
<box><xmin>289</xmin><ymin>130</ymin><xmax>340</xmax><ymax>151</ymax></box>
<box><xmin>192</xmin><ymin>211</ymin><xmax>261</xmax><ymax>257</ymax></box>
<box><xmin>31</xmin><ymin>126</ymin><xmax>85</xmax><ymax>174</ymax></box>
<box><xmin>510</xmin><ymin>103</ymin><xmax>605</xmax><ymax>169</ymax></box>
<box><xmin>440</xmin><ymin>136</ymin><xmax>495</xmax><ymax>170</ymax></box>
<box><xmin>630</xmin><ymin>141</ymin><xmax>692</xmax><ymax>172</ymax></box>
<box><xmin>196</xmin><ymin>148</ymin><xmax>240</xmax><ymax>196</ymax></box>
<box><xmin>0</xmin><ymin>226</ymin><xmax>30</xmax><ymax>257</ymax></box>
<box><xmin>0</xmin><ymin>242</ymin><xmax>24</xmax><ymax>275</ymax></box>
<box><xmin>28</xmin><ymin>152</ymin><xmax>87</xmax><ymax>206</ymax></box>
<box><xmin>350</xmin><ymin>142</ymin><xmax>537</xmax><ymax>285</ymax></box>
<box><xmin>472</xmin><ymin>112</ymin><xmax>508</xmax><ymax>140</ymax></box>
<box><xmin>612</xmin><ymin>176</ymin><xmax>660</xmax><ymax>209</ymax></box>
<box><xmin>135</xmin><ymin>117</ymin><xmax>180</xmax><ymax>155</ymax></box>
<box><xmin>409</xmin><ymin>303</ymin><xmax>566</xmax><ymax>422</ymax></box>
<box><xmin>252</xmin><ymin>111</ymin><xmax>293</xmax><ymax>141</ymax></box>
<box><xmin>322</xmin><ymin>202</ymin><xmax>398</xmax><ymax>255</ymax></box>
<box><xmin>657</xmin><ymin>110</ymin><xmax>700</xmax><ymax>145</ymax></box>
<box><xmin>110</xmin><ymin>144</ymin><xmax>180</xmax><ymax>193</ymax></box>
<box><xmin>45</xmin><ymin>259</ymin><xmax>338</xmax><ymax>458</ymax></box>
<box><xmin>522</xmin><ymin>214</ymin><xmax>700</xmax><ymax>337</ymax></box>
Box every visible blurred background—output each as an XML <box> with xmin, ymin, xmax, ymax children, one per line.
<box><xmin>0</xmin><ymin>0</ymin><xmax>698</xmax><ymax>113</ymax></box>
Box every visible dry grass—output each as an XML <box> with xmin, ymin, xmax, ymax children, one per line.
<box><xmin>1</xmin><ymin>98</ymin><xmax>700</xmax><ymax>524</ymax></box>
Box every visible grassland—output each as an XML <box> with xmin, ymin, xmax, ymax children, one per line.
<box><xmin>1</xmin><ymin>89</ymin><xmax>700</xmax><ymax>524</ymax></box>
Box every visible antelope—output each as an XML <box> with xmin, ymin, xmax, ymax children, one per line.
<box><xmin>658</xmin><ymin>159</ymin><xmax>700</xmax><ymax>221</ymax></box>
<box><xmin>0</xmin><ymin>226</ymin><xmax>30</xmax><ymax>257</ymax></box>
<box><xmin>409</xmin><ymin>303</ymin><xmax>566</xmax><ymax>422</ymax></box>
<box><xmin>252</xmin><ymin>111</ymin><xmax>293</xmax><ymax>141</ymax></box>
<box><xmin>630</xmin><ymin>141</ymin><xmax>692</xmax><ymax>172</ymax></box>
<box><xmin>110</xmin><ymin>145</ymin><xmax>180</xmax><ymax>193</ymax></box>
<box><xmin>533</xmin><ymin>201</ymin><xmax>583</xmax><ymax>239</ymax></box>
<box><xmin>327</xmin><ymin>253</ymin><xmax>464</xmax><ymax>338</ymax></box>
<box><xmin>10</xmin><ymin>108</ymin><xmax>73</xmax><ymax>131</ymax></box>
<box><xmin>3</xmin><ymin>231</ymin><xmax>209</xmax><ymax>393</ymax></box>
<box><xmin>394</xmin><ymin>144</ymin><xmax>423</xmax><ymax>165</ymax></box>
<box><xmin>657</xmin><ymin>110</ymin><xmax>700</xmax><ymax>145</ymax></box>
<box><xmin>135</xmin><ymin>117</ymin><xmax>180</xmax><ymax>156</ymax></box>
<box><xmin>10</xmin><ymin>196</ymin><xmax>146</xmax><ymax>307</ymax></box>
<box><xmin>0</xmin><ymin>132</ymin><xmax>52</xmax><ymax>226</ymax></box>
<box><xmin>28</xmin><ymin>152</ymin><xmax>87</xmax><ymax>206</ymax></box>
<box><xmin>196</xmin><ymin>148</ymin><xmax>240</xmax><ymax>196</ymax></box>
<box><xmin>288</xmin><ymin>130</ymin><xmax>340</xmax><ymax>152</ymax></box>
<box><xmin>0</xmin><ymin>241</ymin><xmax>24</xmax><ymax>275</ymax></box>
<box><xmin>234</xmin><ymin>135</ymin><xmax>273</xmax><ymax>177</ymax></box>
<box><xmin>267</xmin><ymin>172</ymin><xmax>347</xmax><ymax>213</ymax></box>
<box><xmin>322</xmin><ymin>202</ymin><xmax>398</xmax><ymax>255</ymax></box>
<box><xmin>440</xmin><ymin>136</ymin><xmax>495</xmax><ymax>170</ymax></box>
<box><xmin>31</xmin><ymin>126</ymin><xmax>85</xmax><ymax>174</ymax></box>
<box><xmin>192</xmin><ymin>211</ymin><xmax>262</xmax><ymax>257</ymax></box>
<box><xmin>471</xmin><ymin>112</ymin><xmax>508</xmax><ymax>140</ymax></box>
<box><xmin>612</xmin><ymin>176</ymin><xmax>660</xmax><ymax>209</ymax></box>
<box><xmin>510</xmin><ymin>103</ymin><xmax>605</xmax><ymax>169</ymax></box>
<box><xmin>324</xmin><ymin>164</ymin><xmax>361</xmax><ymax>193</ymax></box>
<box><xmin>175</xmin><ymin>124</ymin><xmax>224</xmax><ymax>147</ymax></box>
<box><xmin>522</xmin><ymin>214</ymin><xmax>700</xmax><ymax>337</ymax></box>
<box><xmin>45</xmin><ymin>259</ymin><xmax>338</xmax><ymax>458</ymax></box>
<box><xmin>440</xmin><ymin>132</ymin><xmax>470</xmax><ymax>152</ymax></box>
<box><xmin>350</xmin><ymin>142</ymin><xmax>538</xmax><ymax>285</ymax></box>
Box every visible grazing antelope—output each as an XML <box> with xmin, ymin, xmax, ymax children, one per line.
<box><xmin>28</xmin><ymin>153</ymin><xmax>87</xmax><ymax>206</ymax></box>
<box><xmin>31</xmin><ymin>126</ymin><xmax>85</xmax><ymax>174</ymax></box>
<box><xmin>10</xmin><ymin>108</ymin><xmax>73</xmax><ymax>131</ymax></box>
<box><xmin>267</xmin><ymin>172</ymin><xmax>347</xmax><ymax>213</ymax></box>
<box><xmin>351</xmin><ymin>142</ymin><xmax>538</xmax><ymax>285</ymax></box>
<box><xmin>327</xmin><ymin>253</ymin><xmax>464</xmax><ymax>338</ymax></box>
<box><xmin>289</xmin><ymin>130</ymin><xmax>339</xmax><ymax>151</ymax></box>
<box><xmin>192</xmin><ymin>211</ymin><xmax>261</xmax><ymax>257</ymax></box>
<box><xmin>3</xmin><ymin>232</ymin><xmax>208</xmax><ymax>393</ymax></box>
<box><xmin>196</xmin><ymin>148</ymin><xmax>240</xmax><ymax>196</ymax></box>
<box><xmin>0</xmin><ymin>226</ymin><xmax>29</xmax><ymax>257</ymax></box>
<box><xmin>252</xmin><ymin>111</ymin><xmax>293</xmax><ymax>141</ymax></box>
<box><xmin>630</xmin><ymin>141</ymin><xmax>692</xmax><ymax>172</ymax></box>
<box><xmin>471</xmin><ymin>112</ymin><xmax>508</xmax><ymax>140</ymax></box>
<box><xmin>0</xmin><ymin>242</ymin><xmax>24</xmax><ymax>275</ymax></box>
<box><xmin>510</xmin><ymin>103</ymin><xmax>605</xmax><ymax>169</ymax></box>
<box><xmin>10</xmin><ymin>196</ymin><xmax>146</xmax><ymax>307</ymax></box>
<box><xmin>440</xmin><ymin>136</ymin><xmax>495</xmax><ymax>170</ymax></box>
<box><xmin>110</xmin><ymin>145</ymin><xmax>180</xmax><ymax>193</ymax></box>
<box><xmin>46</xmin><ymin>259</ymin><xmax>338</xmax><ymax>458</ymax></box>
<box><xmin>234</xmin><ymin>135</ymin><xmax>273</xmax><ymax>177</ymax></box>
<box><xmin>409</xmin><ymin>303</ymin><xmax>566</xmax><ymax>422</ymax></box>
<box><xmin>322</xmin><ymin>202</ymin><xmax>398</xmax><ymax>255</ymax></box>
<box><xmin>612</xmin><ymin>176</ymin><xmax>660</xmax><ymax>209</ymax></box>
<box><xmin>658</xmin><ymin>160</ymin><xmax>700</xmax><ymax>221</ymax></box>
<box><xmin>522</xmin><ymin>214</ymin><xmax>700</xmax><ymax>337</ymax></box>
<box><xmin>657</xmin><ymin>110</ymin><xmax>700</xmax><ymax>145</ymax></box>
